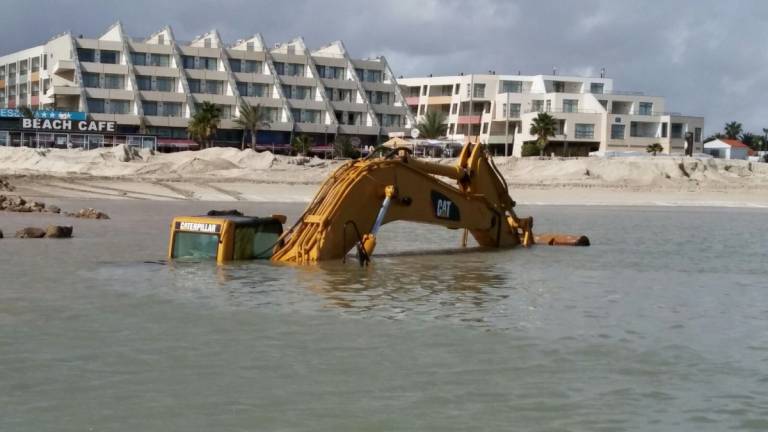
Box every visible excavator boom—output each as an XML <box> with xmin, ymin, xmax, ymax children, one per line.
<box><xmin>271</xmin><ymin>143</ymin><xmax>535</xmax><ymax>264</ymax></box>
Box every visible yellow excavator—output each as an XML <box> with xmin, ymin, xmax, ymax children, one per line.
<box><xmin>168</xmin><ymin>142</ymin><xmax>588</xmax><ymax>265</ymax></box>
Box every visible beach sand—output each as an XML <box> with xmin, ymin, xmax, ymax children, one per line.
<box><xmin>2</xmin><ymin>145</ymin><xmax>768</xmax><ymax>207</ymax></box>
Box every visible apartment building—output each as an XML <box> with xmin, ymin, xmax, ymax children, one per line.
<box><xmin>399</xmin><ymin>74</ymin><xmax>704</xmax><ymax>156</ymax></box>
<box><xmin>0</xmin><ymin>22</ymin><xmax>414</xmax><ymax>149</ymax></box>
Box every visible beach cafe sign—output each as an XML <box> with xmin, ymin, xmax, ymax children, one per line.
<box><xmin>0</xmin><ymin>108</ymin><xmax>87</xmax><ymax>121</ymax></box>
<box><xmin>21</xmin><ymin>117</ymin><xmax>116</xmax><ymax>132</ymax></box>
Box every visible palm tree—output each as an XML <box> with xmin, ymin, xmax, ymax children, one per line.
<box><xmin>416</xmin><ymin>111</ymin><xmax>447</xmax><ymax>139</ymax></box>
<box><xmin>724</xmin><ymin>121</ymin><xmax>742</xmax><ymax>139</ymax></box>
<box><xmin>646</xmin><ymin>143</ymin><xmax>664</xmax><ymax>156</ymax></box>
<box><xmin>333</xmin><ymin>135</ymin><xmax>357</xmax><ymax>158</ymax></box>
<box><xmin>234</xmin><ymin>103</ymin><xmax>271</xmax><ymax>150</ymax></box>
<box><xmin>187</xmin><ymin>102</ymin><xmax>222</xmax><ymax>149</ymax></box>
<box><xmin>292</xmin><ymin>134</ymin><xmax>312</xmax><ymax>156</ymax></box>
<box><xmin>740</xmin><ymin>132</ymin><xmax>756</xmax><ymax>150</ymax></box>
<box><xmin>529</xmin><ymin>112</ymin><xmax>557</xmax><ymax>157</ymax></box>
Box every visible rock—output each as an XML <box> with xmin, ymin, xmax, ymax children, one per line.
<box><xmin>46</xmin><ymin>205</ymin><xmax>61</xmax><ymax>214</ymax></box>
<box><xmin>30</xmin><ymin>201</ymin><xmax>45</xmax><ymax>212</ymax></box>
<box><xmin>0</xmin><ymin>178</ymin><xmax>14</xmax><ymax>192</ymax></box>
<box><xmin>74</xmin><ymin>208</ymin><xmax>110</xmax><ymax>220</ymax></box>
<box><xmin>45</xmin><ymin>225</ymin><xmax>73</xmax><ymax>238</ymax></box>
<box><xmin>0</xmin><ymin>229</ymin><xmax>3</xmax><ymax>238</ymax></box>
<box><xmin>15</xmin><ymin>227</ymin><xmax>46</xmax><ymax>238</ymax></box>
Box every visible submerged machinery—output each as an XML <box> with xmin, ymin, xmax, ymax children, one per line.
<box><xmin>168</xmin><ymin>142</ymin><xmax>588</xmax><ymax>264</ymax></box>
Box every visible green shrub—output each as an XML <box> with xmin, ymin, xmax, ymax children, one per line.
<box><xmin>521</xmin><ymin>142</ymin><xmax>540</xmax><ymax>157</ymax></box>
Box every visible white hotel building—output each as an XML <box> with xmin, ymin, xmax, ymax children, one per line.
<box><xmin>399</xmin><ymin>74</ymin><xmax>704</xmax><ymax>156</ymax></box>
<box><xmin>0</xmin><ymin>22</ymin><xmax>414</xmax><ymax>150</ymax></box>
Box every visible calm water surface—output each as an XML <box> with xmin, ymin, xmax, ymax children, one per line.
<box><xmin>1</xmin><ymin>199</ymin><xmax>767</xmax><ymax>431</ymax></box>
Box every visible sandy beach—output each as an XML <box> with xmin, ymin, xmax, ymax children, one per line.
<box><xmin>2</xmin><ymin>145</ymin><xmax>768</xmax><ymax>207</ymax></box>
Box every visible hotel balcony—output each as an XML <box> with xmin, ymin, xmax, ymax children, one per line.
<box><xmin>52</xmin><ymin>60</ymin><xmax>75</xmax><ymax>75</ymax></box>
<box><xmin>427</xmin><ymin>95</ymin><xmax>452</xmax><ymax>105</ymax></box>
<box><xmin>457</xmin><ymin>115</ymin><xmax>482</xmax><ymax>125</ymax></box>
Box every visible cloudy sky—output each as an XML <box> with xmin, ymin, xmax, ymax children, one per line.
<box><xmin>1</xmin><ymin>0</ymin><xmax>766</xmax><ymax>135</ymax></box>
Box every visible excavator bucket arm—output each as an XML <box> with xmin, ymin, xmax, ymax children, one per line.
<box><xmin>271</xmin><ymin>143</ymin><xmax>536</xmax><ymax>265</ymax></box>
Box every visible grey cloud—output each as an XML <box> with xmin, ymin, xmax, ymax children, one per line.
<box><xmin>1</xmin><ymin>0</ymin><xmax>766</xmax><ymax>134</ymax></box>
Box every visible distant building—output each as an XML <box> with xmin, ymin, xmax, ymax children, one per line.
<box><xmin>399</xmin><ymin>74</ymin><xmax>704</xmax><ymax>156</ymax></box>
<box><xmin>703</xmin><ymin>138</ymin><xmax>751</xmax><ymax>160</ymax></box>
<box><xmin>0</xmin><ymin>22</ymin><xmax>414</xmax><ymax>150</ymax></box>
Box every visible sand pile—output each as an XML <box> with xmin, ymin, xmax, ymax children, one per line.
<box><xmin>1</xmin><ymin>146</ymin><xmax>767</xmax><ymax>190</ymax></box>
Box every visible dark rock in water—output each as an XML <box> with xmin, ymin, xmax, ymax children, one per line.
<box><xmin>74</xmin><ymin>208</ymin><xmax>110</xmax><ymax>220</ymax></box>
<box><xmin>46</xmin><ymin>205</ymin><xmax>61</xmax><ymax>214</ymax></box>
<box><xmin>15</xmin><ymin>227</ymin><xmax>46</xmax><ymax>238</ymax></box>
<box><xmin>0</xmin><ymin>178</ymin><xmax>14</xmax><ymax>192</ymax></box>
<box><xmin>30</xmin><ymin>201</ymin><xmax>46</xmax><ymax>212</ymax></box>
<box><xmin>45</xmin><ymin>225</ymin><xmax>73</xmax><ymax>238</ymax></box>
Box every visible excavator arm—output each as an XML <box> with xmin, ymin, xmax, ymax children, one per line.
<box><xmin>271</xmin><ymin>142</ymin><xmax>535</xmax><ymax>265</ymax></box>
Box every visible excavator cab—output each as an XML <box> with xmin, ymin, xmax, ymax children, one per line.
<box><xmin>168</xmin><ymin>211</ymin><xmax>285</xmax><ymax>264</ymax></box>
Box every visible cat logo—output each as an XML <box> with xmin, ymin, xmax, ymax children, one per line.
<box><xmin>430</xmin><ymin>191</ymin><xmax>460</xmax><ymax>221</ymax></box>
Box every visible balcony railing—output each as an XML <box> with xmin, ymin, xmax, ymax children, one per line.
<box><xmin>524</xmin><ymin>108</ymin><xmax>603</xmax><ymax>114</ymax></box>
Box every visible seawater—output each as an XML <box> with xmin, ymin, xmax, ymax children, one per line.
<box><xmin>1</xmin><ymin>200</ymin><xmax>767</xmax><ymax>431</ymax></box>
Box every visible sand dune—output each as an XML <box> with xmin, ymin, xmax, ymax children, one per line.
<box><xmin>1</xmin><ymin>145</ymin><xmax>767</xmax><ymax>206</ymax></box>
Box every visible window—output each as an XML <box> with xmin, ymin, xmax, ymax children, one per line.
<box><xmin>590</xmin><ymin>83</ymin><xmax>604</xmax><ymax>94</ymax></box>
<box><xmin>695</xmin><ymin>127</ymin><xmax>702</xmax><ymax>143</ymax></box>
<box><xmin>563</xmin><ymin>99</ymin><xmax>578</xmax><ymax>113</ymax></box>
<box><xmin>244</xmin><ymin>60</ymin><xmax>261</xmax><ymax>73</ymax></box>
<box><xmin>418</xmin><ymin>105</ymin><xmax>425</xmax><ymax>115</ymax></box>
<box><xmin>150</xmin><ymin>54</ymin><xmax>170</xmax><ymax>67</ymax></box>
<box><xmin>131</xmin><ymin>52</ymin><xmax>147</xmax><ymax>66</ymax></box>
<box><xmin>575</xmin><ymin>123</ymin><xmax>594</xmax><ymax>139</ymax></box>
<box><xmin>236</xmin><ymin>82</ymin><xmax>248</xmax><ymax>96</ymax></box>
<box><xmin>143</xmin><ymin>101</ymin><xmax>158</xmax><ymax>116</ymax></box>
<box><xmin>87</xmin><ymin>98</ymin><xmax>105</xmax><ymax>113</ymax></box>
<box><xmin>77</xmin><ymin>48</ymin><xmax>95</xmax><ymax>62</ymax></box>
<box><xmin>246</xmin><ymin>41</ymin><xmax>255</xmax><ymax>51</ymax></box>
<box><xmin>422</xmin><ymin>85</ymin><xmax>428</xmax><ymax>96</ymax></box>
<box><xmin>187</xmin><ymin>79</ymin><xmax>201</xmax><ymax>93</ymax></box>
<box><xmin>500</xmin><ymin>81</ymin><xmax>522</xmax><ymax>93</ymax></box>
<box><xmin>229</xmin><ymin>59</ymin><xmax>242</xmax><ymax>72</ymax></box>
<box><xmin>155</xmin><ymin>77</ymin><xmax>175</xmax><ymax>92</ymax></box>
<box><xmin>301</xmin><ymin>110</ymin><xmax>321</xmax><ymax>123</ymax></box>
<box><xmin>252</xmin><ymin>84</ymin><xmax>266</xmax><ymax>97</ymax></box>
<box><xmin>100</xmin><ymin>50</ymin><xmax>119</xmax><ymax>64</ymax></box>
<box><xmin>31</xmin><ymin>58</ymin><xmax>40</xmax><ymax>72</ymax></box>
<box><xmin>454</xmin><ymin>83</ymin><xmax>460</xmax><ymax>95</ymax></box>
<box><xmin>482</xmin><ymin>123</ymin><xmax>489</xmax><ymax>134</ymax></box>
<box><xmin>661</xmin><ymin>123</ymin><xmax>668</xmax><ymax>138</ymax></box>
<box><xmin>473</xmin><ymin>83</ymin><xmax>485</xmax><ymax>98</ymax></box>
<box><xmin>531</xmin><ymin>100</ymin><xmax>544</xmax><ymax>112</ymax></box>
<box><xmin>109</xmin><ymin>100</ymin><xmax>129</xmax><ymax>114</ymax></box>
<box><xmin>638</xmin><ymin>102</ymin><xmax>653</xmax><ymax>115</ymax></box>
<box><xmin>272</xmin><ymin>62</ymin><xmax>284</xmax><ymax>75</ymax></box>
<box><xmin>82</xmin><ymin>72</ymin><xmax>101</xmax><ymax>88</ymax></box>
<box><xmin>140</xmin><ymin>76</ymin><xmax>156</xmax><ymax>91</ymax></box>
<box><xmin>157</xmin><ymin>34</ymin><xmax>165</xmax><ymax>45</ymax></box>
<box><xmin>546</xmin><ymin>100</ymin><xmax>552</xmax><ymax>112</ymax></box>
<box><xmin>182</xmin><ymin>56</ymin><xmax>196</xmax><ymax>69</ymax></box>
<box><xmin>671</xmin><ymin>123</ymin><xmax>683</xmax><ymax>138</ymax></box>
<box><xmin>201</xmin><ymin>57</ymin><xmax>217</xmax><ymax>71</ymax></box>
<box><xmin>104</xmin><ymin>74</ymin><xmax>124</xmax><ymax>90</ymax></box>
<box><xmin>448</xmin><ymin>124</ymin><xmax>455</xmax><ymax>135</ymax></box>
<box><xmin>503</xmin><ymin>103</ymin><xmax>521</xmax><ymax>118</ymax></box>
<box><xmin>553</xmin><ymin>81</ymin><xmax>565</xmax><ymax>92</ymax></box>
<box><xmin>611</xmin><ymin>124</ymin><xmax>625</xmax><ymax>139</ymax></box>
<box><xmin>286</xmin><ymin>63</ymin><xmax>304</xmax><ymax>77</ymax></box>
<box><xmin>451</xmin><ymin>103</ymin><xmax>458</xmax><ymax>115</ymax></box>
<box><xmin>365</xmin><ymin>70</ymin><xmax>381</xmax><ymax>82</ymax></box>
<box><xmin>205</xmin><ymin>80</ymin><xmax>224</xmax><ymax>95</ymax></box>
<box><xmin>162</xmin><ymin>102</ymin><xmax>182</xmax><ymax>117</ymax></box>
<box><xmin>204</xmin><ymin>38</ymin><xmax>212</xmax><ymax>48</ymax></box>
